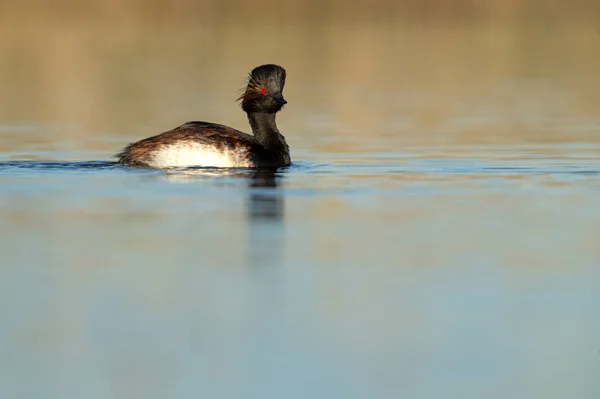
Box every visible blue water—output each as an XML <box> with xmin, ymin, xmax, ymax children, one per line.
<box><xmin>1</xmin><ymin>144</ymin><xmax>599</xmax><ymax>398</ymax></box>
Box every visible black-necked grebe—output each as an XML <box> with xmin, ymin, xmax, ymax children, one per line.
<box><xmin>116</xmin><ymin>64</ymin><xmax>290</xmax><ymax>168</ymax></box>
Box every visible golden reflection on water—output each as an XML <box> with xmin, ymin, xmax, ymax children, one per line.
<box><xmin>1</xmin><ymin>2</ymin><xmax>599</xmax><ymax>151</ymax></box>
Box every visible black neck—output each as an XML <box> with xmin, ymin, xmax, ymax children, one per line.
<box><xmin>247</xmin><ymin>112</ymin><xmax>287</xmax><ymax>150</ymax></box>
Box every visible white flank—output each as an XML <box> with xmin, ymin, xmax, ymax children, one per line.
<box><xmin>148</xmin><ymin>143</ymin><xmax>250</xmax><ymax>168</ymax></box>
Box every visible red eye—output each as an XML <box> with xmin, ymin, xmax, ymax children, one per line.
<box><xmin>261</xmin><ymin>87</ymin><xmax>268</xmax><ymax>95</ymax></box>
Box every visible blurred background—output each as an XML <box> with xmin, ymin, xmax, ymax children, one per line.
<box><xmin>1</xmin><ymin>0</ymin><xmax>599</xmax><ymax>150</ymax></box>
<box><xmin>1</xmin><ymin>1</ymin><xmax>600</xmax><ymax>398</ymax></box>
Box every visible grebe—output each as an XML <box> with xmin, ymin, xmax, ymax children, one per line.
<box><xmin>116</xmin><ymin>64</ymin><xmax>290</xmax><ymax>168</ymax></box>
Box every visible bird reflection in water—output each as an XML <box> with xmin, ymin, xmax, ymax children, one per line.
<box><xmin>247</xmin><ymin>169</ymin><xmax>283</xmax><ymax>221</ymax></box>
<box><xmin>245</xmin><ymin>169</ymin><xmax>285</xmax><ymax>269</ymax></box>
<box><xmin>159</xmin><ymin>167</ymin><xmax>285</xmax><ymax>268</ymax></box>
<box><xmin>159</xmin><ymin>167</ymin><xmax>283</xmax><ymax>221</ymax></box>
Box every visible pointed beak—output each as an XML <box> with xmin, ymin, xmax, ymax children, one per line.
<box><xmin>275</xmin><ymin>95</ymin><xmax>287</xmax><ymax>105</ymax></box>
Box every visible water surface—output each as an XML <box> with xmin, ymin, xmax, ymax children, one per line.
<box><xmin>1</xmin><ymin>141</ymin><xmax>599</xmax><ymax>398</ymax></box>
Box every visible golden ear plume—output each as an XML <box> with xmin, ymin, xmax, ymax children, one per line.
<box><xmin>236</xmin><ymin>74</ymin><xmax>265</xmax><ymax>103</ymax></box>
